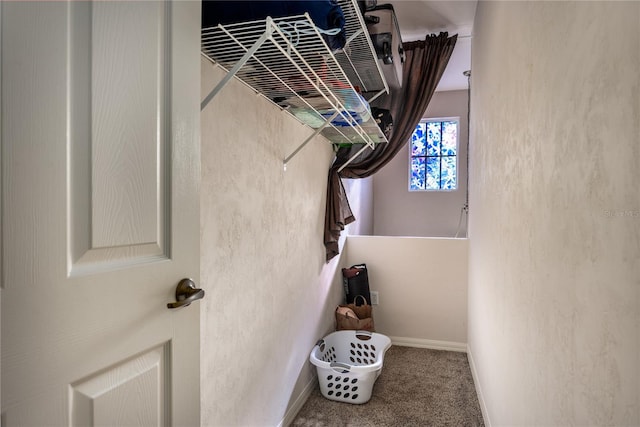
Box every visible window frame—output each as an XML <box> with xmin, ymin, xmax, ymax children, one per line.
<box><xmin>408</xmin><ymin>117</ymin><xmax>460</xmax><ymax>192</ymax></box>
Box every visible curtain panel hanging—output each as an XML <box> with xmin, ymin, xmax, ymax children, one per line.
<box><xmin>324</xmin><ymin>32</ymin><xmax>458</xmax><ymax>261</ymax></box>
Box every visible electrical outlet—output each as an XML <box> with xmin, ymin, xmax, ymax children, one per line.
<box><xmin>370</xmin><ymin>291</ymin><xmax>379</xmax><ymax>305</ymax></box>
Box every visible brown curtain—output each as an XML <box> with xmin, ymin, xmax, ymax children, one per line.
<box><xmin>324</xmin><ymin>32</ymin><xmax>458</xmax><ymax>261</ymax></box>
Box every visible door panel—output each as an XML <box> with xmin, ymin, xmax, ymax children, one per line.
<box><xmin>90</xmin><ymin>1</ymin><xmax>165</xmax><ymax>249</ymax></box>
<box><xmin>69</xmin><ymin>1</ymin><xmax>171</xmax><ymax>273</ymax></box>
<box><xmin>70</xmin><ymin>344</ymin><xmax>170</xmax><ymax>426</ymax></box>
<box><xmin>1</xmin><ymin>1</ymin><xmax>201</xmax><ymax>425</ymax></box>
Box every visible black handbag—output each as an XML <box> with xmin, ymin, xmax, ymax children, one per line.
<box><xmin>342</xmin><ymin>263</ymin><xmax>371</xmax><ymax>306</ymax></box>
<box><xmin>371</xmin><ymin>107</ymin><xmax>393</xmax><ymax>138</ymax></box>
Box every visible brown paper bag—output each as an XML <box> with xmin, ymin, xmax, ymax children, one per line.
<box><xmin>335</xmin><ymin>295</ymin><xmax>374</xmax><ymax>332</ymax></box>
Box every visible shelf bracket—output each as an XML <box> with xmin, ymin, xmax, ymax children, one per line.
<box><xmin>201</xmin><ymin>24</ymin><xmax>272</xmax><ymax>111</ymax></box>
<box><xmin>367</xmin><ymin>88</ymin><xmax>387</xmax><ymax>104</ymax></box>
<box><xmin>283</xmin><ymin>110</ymin><xmax>342</xmax><ymax>168</ymax></box>
<box><xmin>337</xmin><ymin>143</ymin><xmax>373</xmax><ymax>173</ymax></box>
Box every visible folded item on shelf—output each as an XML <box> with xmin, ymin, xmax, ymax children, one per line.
<box><xmin>290</xmin><ymin>108</ymin><xmax>326</xmax><ymax>128</ymax></box>
<box><xmin>286</xmin><ymin>90</ymin><xmax>371</xmax><ymax>128</ymax></box>
<box><xmin>322</xmin><ymin>90</ymin><xmax>371</xmax><ymax>126</ymax></box>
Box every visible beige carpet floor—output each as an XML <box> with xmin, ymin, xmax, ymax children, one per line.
<box><xmin>292</xmin><ymin>345</ymin><xmax>484</xmax><ymax>427</ymax></box>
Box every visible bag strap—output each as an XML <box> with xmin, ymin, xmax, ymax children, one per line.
<box><xmin>354</xmin><ymin>294</ymin><xmax>368</xmax><ymax>306</ymax></box>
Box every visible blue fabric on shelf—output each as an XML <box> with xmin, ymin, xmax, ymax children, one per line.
<box><xmin>202</xmin><ymin>0</ymin><xmax>347</xmax><ymax>51</ymax></box>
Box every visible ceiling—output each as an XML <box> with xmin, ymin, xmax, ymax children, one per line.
<box><xmin>387</xmin><ymin>0</ymin><xmax>478</xmax><ymax>91</ymax></box>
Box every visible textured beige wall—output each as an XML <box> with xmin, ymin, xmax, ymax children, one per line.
<box><xmin>200</xmin><ymin>60</ymin><xmax>348</xmax><ymax>426</ymax></box>
<box><xmin>373</xmin><ymin>90</ymin><xmax>469</xmax><ymax>237</ymax></box>
<box><xmin>469</xmin><ymin>2</ymin><xmax>640</xmax><ymax>425</ymax></box>
<box><xmin>346</xmin><ymin>236</ymin><xmax>468</xmax><ymax>348</ymax></box>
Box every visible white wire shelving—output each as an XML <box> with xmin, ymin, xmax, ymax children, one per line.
<box><xmin>334</xmin><ymin>0</ymin><xmax>388</xmax><ymax>96</ymax></box>
<box><xmin>200</xmin><ymin>1</ymin><xmax>389</xmax><ymax>169</ymax></box>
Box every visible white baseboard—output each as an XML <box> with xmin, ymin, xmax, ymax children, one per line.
<box><xmin>278</xmin><ymin>374</ymin><xmax>317</xmax><ymax>427</ymax></box>
<box><xmin>466</xmin><ymin>344</ymin><xmax>491</xmax><ymax>427</ymax></box>
<box><xmin>389</xmin><ymin>336</ymin><xmax>467</xmax><ymax>353</ymax></box>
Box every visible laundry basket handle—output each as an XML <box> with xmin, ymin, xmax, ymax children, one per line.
<box><xmin>355</xmin><ymin>330</ymin><xmax>373</xmax><ymax>340</ymax></box>
<box><xmin>330</xmin><ymin>362</ymin><xmax>351</xmax><ymax>374</ymax></box>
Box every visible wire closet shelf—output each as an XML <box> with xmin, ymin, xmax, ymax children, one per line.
<box><xmin>201</xmin><ymin>10</ymin><xmax>389</xmax><ymax>168</ymax></box>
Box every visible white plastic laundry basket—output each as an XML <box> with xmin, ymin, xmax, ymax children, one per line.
<box><xmin>309</xmin><ymin>330</ymin><xmax>391</xmax><ymax>404</ymax></box>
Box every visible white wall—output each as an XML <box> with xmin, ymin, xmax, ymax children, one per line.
<box><xmin>373</xmin><ymin>90</ymin><xmax>469</xmax><ymax>237</ymax></box>
<box><xmin>343</xmin><ymin>176</ymin><xmax>374</xmax><ymax>236</ymax></box>
<box><xmin>469</xmin><ymin>2</ymin><xmax>640</xmax><ymax>426</ymax></box>
<box><xmin>200</xmin><ymin>60</ymin><xmax>350</xmax><ymax>426</ymax></box>
<box><xmin>346</xmin><ymin>236</ymin><xmax>468</xmax><ymax>350</ymax></box>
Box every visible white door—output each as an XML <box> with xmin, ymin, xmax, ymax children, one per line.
<box><xmin>1</xmin><ymin>1</ymin><xmax>201</xmax><ymax>425</ymax></box>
